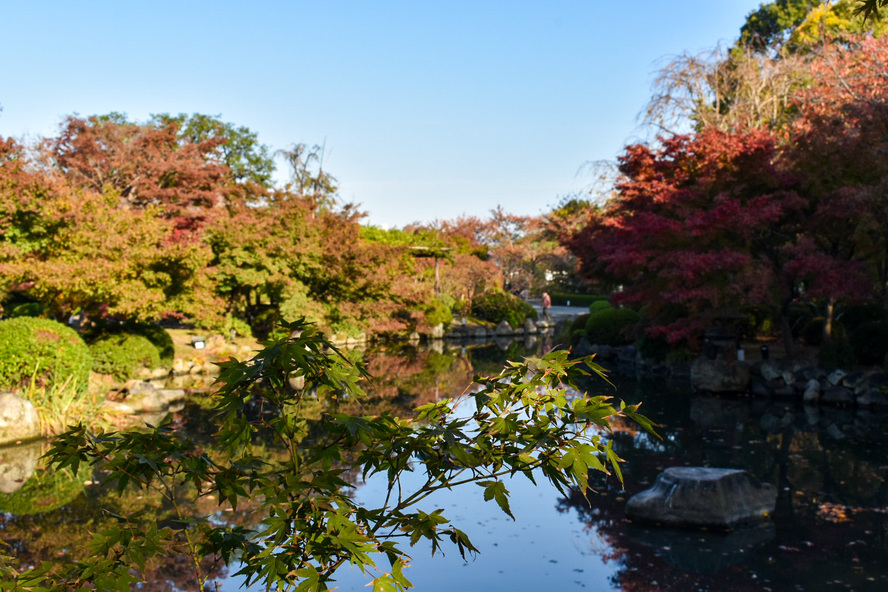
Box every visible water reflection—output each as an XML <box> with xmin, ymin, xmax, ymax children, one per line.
<box><xmin>0</xmin><ymin>441</ymin><xmax>43</xmax><ymax>494</ymax></box>
<box><xmin>1</xmin><ymin>340</ymin><xmax>887</xmax><ymax>591</ymax></box>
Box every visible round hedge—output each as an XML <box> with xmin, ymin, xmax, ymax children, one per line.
<box><xmin>584</xmin><ymin>307</ymin><xmax>640</xmax><ymax>346</ymax></box>
<box><xmin>588</xmin><ymin>300</ymin><xmax>613</xmax><ymax>314</ymax></box>
<box><xmin>90</xmin><ymin>333</ymin><xmax>161</xmax><ymax>382</ymax></box>
<box><xmin>470</xmin><ymin>292</ymin><xmax>538</xmax><ymax>329</ymax></box>
<box><xmin>0</xmin><ymin>317</ymin><xmax>91</xmax><ymax>391</ymax></box>
<box><xmin>85</xmin><ymin>320</ymin><xmax>174</xmax><ymax>364</ymax></box>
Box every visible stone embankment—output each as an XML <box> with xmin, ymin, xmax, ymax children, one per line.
<box><xmin>571</xmin><ymin>338</ymin><xmax>888</xmax><ymax>409</ymax></box>
<box><xmin>444</xmin><ymin>318</ymin><xmax>557</xmax><ymax>340</ymax></box>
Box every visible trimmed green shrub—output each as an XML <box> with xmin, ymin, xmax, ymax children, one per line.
<box><xmin>90</xmin><ymin>333</ymin><xmax>161</xmax><ymax>382</ymax></box>
<box><xmin>588</xmin><ymin>300</ymin><xmax>613</xmax><ymax>314</ymax></box>
<box><xmin>470</xmin><ymin>292</ymin><xmax>537</xmax><ymax>329</ymax></box>
<box><xmin>85</xmin><ymin>320</ymin><xmax>175</xmax><ymax>364</ymax></box>
<box><xmin>7</xmin><ymin>302</ymin><xmax>45</xmax><ymax>318</ymax></box>
<box><xmin>570</xmin><ymin>328</ymin><xmax>587</xmax><ymax>345</ymax></box>
<box><xmin>549</xmin><ymin>293</ymin><xmax>609</xmax><ymax>308</ymax></box>
<box><xmin>570</xmin><ymin>313</ymin><xmax>590</xmax><ymax>334</ymax></box>
<box><xmin>849</xmin><ymin>320</ymin><xmax>888</xmax><ymax>366</ymax></box>
<box><xmin>0</xmin><ymin>317</ymin><xmax>91</xmax><ymax>391</ymax></box>
<box><xmin>585</xmin><ymin>307</ymin><xmax>640</xmax><ymax>346</ymax></box>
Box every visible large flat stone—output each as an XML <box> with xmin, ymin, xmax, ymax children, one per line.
<box><xmin>625</xmin><ymin>467</ymin><xmax>776</xmax><ymax>529</ymax></box>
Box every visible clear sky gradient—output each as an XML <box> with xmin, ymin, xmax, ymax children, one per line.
<box><xmin>2</xmin><ymin>1</ymin><xmax>765</xmax><ymax>228</ymax></box>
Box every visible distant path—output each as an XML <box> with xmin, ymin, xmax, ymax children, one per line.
<box><xmin>528</xmin><ymin>302</ymin><xmax>588</xmax><ymax>322</ymax></box>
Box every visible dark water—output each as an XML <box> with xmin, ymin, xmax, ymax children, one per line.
<box><xmin>1</xmin><ymin>339</ymin><xmax>887</xmax><ymax>591</ymax></box>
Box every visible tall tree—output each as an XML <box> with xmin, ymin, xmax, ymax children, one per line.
<box><xmin>44</xmin><ymin>114</ymin><xmax>232</xmax><ymax>224</ymax></box>
<box><xmin>150</xmin><ymin>113</ymin><xmax>275</xmax><ymax>187</ymax></box>
<box><xmin>567</xmin><ymin>129</ymin><xmax>871</xmax><ymax>352</ymax></box>
<box><xmin>0</xmin><ymin>135</ymin><xmax>220</xmax><ymax>322</ymax></box>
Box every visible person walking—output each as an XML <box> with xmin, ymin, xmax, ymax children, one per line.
<box><xmin>541</xmin><ymin>291</ymin><xmax>552</xmax><ymax>321</ymax></box>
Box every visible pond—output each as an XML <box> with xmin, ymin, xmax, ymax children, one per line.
<box><xmin>1</xmin><ymin>337</ymin><xmax>887</xmax><ymax>591</ymax></box>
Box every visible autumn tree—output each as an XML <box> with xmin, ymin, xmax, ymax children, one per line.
<box><xmin>44</xmin><ymin>114</ymin><xmax>233</xmax><ymax>225</ymax></box>
<box><xmin>644</xmin><ymin>1</ymin><xmax>888</xmax><ymax>137</ymax></box>
<box><xmin>0</xmin><ymin>135</ymin><xmax>221</xmax><ymax>322</ymax></box>
<box><xmin>786</xmin><ymin>33</ymin><xmax>888</xmax><ymax>300</ymax></box>
<box><xmin>567</xmin><ymin>129</ymin><xmax>872</xmax><ymax>353</ymax></box>
<box><xmin>150</xmin><ymin>112</ymin><xmax>275</xmax><ymax>187</ymax></box>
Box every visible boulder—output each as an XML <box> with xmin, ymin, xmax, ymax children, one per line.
<box><xmin>523</xmin><ymin>318</ymin><xmax>538</xmax><ymax>334</ymax></box>
<box><xmin>690</xmin><ymin>359</ymin><xmax>751</xmax><ymax>393</ymax></box>
<box><xmin>802</xmin><ymin>378</ymin><xmax>821</xmax><ymax>404</ymax></box>
<box><xmin>570</xmin><ymin>337</ymin><xmax>595</xmax><ymax>359</ymax></box>
<box><xmin>749</xmin><ymin>377</ymin><xmax>772</xmax><ymax>397</ymax></box>
<box><xmin>625</xmin><ymin>467</ymin><xmax>777</xmax><ymax>529</ymax></box>
<box><xmin>758</xmin><ymin>362</ymin><xmax>782</xmax><ymax>382</ymax></box>
<box><xmin>827</xmin><ymin>369</ymin><xmax>847</xmax><ymax>386</ymax></box>
<box><xmin>495</xmin><ymin>321</ymin><xmax>515</xmax><ymax>336</ymax></box>
<box><xmin>0</xmin><ymin>393</ymin><xmax>42</xmax><ymax>446</ymax></box>
<box><xmin>109</xmin><ymin>385</ymin><xmax>187</xmax><ymax>414</ymax></box>
<box><xmin>856</xmin><ymin>388</ymin><xmax>888</xmax><ymax>409</ymax></box>
<box><xmin>821</xmin><ymin>386</ymin><xmax>854</xmax><ymax>405</ymax></box>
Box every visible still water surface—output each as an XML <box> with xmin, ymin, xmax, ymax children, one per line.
<box><xmin>2</xmin><ymin>339</ymin><xmax>887</xmax><ymax>591</ymax></box>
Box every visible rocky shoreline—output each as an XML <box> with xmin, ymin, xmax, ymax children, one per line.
<box><xmin>573</xmin><ymin>339</ymin><xmax>888</xmax><ymax>410</ymax></box>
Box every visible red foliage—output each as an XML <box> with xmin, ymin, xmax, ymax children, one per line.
<box><xmin>46</xmin><ymin>115</ymin><xmax>232</xmax><ymax>224</ymax></box>
<box><xmin>568</xmin><ymin>128</ymin><xmax>871</xmax><ymax>344</ymax></box>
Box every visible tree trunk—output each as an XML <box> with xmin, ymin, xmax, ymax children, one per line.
<box><xmin>824</xmin><ymin>297</ymin><xmax>835</xmax><ymax>342</ymax></box>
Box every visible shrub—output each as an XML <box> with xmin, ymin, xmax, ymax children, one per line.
<box><xmin>818</xmin><ymin>337</ymin><xmax>856</xmax><ymax>371</ymax></box>
<box><xmin>570</xmin><ymin>313</ymin><xmax>590</xmax><ymax>334</ymax></box>
<box><xmin>585</xmin><ymin>307</ymin><xmax>640</xmax><ymax>346</ymax></box>
<box><xmin>424</xmin><ymin>298</ymin><xmax>453</xmax><ymax>328</ymax></box>
<box><xmin>588</xmin><ymin>300</ymin><xmax>613</xmax><ymax>314</ymax></box>
<box><xmin>7</xmin><ymin>302</ymin><xmax>45</xmax><ymax>318</ymax></box>
<box><xmin>0</xmin><ymin>317</ymin><xmax>91</xmax><ymax>391</ymax></box>
<box><xmin>570</xmin><ymin>328</ymin><xmax>587</xmax><ymax>345</ymax></box>
<box><xmin>849</xmin><ymin>320</ymin><xmax>888</xmax><ymax>366</ymax></box>
<box><xmin>838</xmin><ymin>302</ymin><xmax>888</xmax><ymax>333</ymax></box>
<box><xmin>86</xmin><ymin>320</ymin><xmax>175</xmax><ymax>364</ymax></box>
<box><xmin>549</xmin><ymin>293</ymin><xmax>607</xmax><ymax>307</ymax></box>
<box><xmin>470</xmin><ymin>292</ymin><xmax>537</xmax><ymax>329</ymax></box>
<box><xmin>90</xmin><ymin>333</ymin><xmax>161</xmax><ymax>382</ymax></box>
<box><xmin>636</xmin><ymin>332</ymin><xmax>671</xmax><ymax>362</ymax></box>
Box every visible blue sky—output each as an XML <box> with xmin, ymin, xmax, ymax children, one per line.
<box><xmin>2</xmin><ymin>1</ymin><xmax>764</xmax><ymax>228</ymax></box>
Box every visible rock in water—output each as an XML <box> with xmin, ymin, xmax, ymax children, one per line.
<box><xmin>690</xmin><ymin>359</ymin><xmax>751</xmax><ymax>393</ymax></box>
<box><xmin>625</xmin><ymin>467</ymin><xmax>776</xmax><ymax>529</ymax></box>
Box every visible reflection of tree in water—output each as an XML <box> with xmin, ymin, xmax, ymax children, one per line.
<box><xmin>360</xmin><ymin>344</ymin><xmax>475</xmax><ymax>410</ymax></box>
<box><xmin>552</xmin><ymin>388</ymin><xmax>888</xmax><ymax>592</ymax></box>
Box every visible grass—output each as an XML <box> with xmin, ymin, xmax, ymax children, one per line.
<box><xmin>24</xmin><ymin>372</ymin><xmax>116</xmax><ymax>437</ymax></box>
